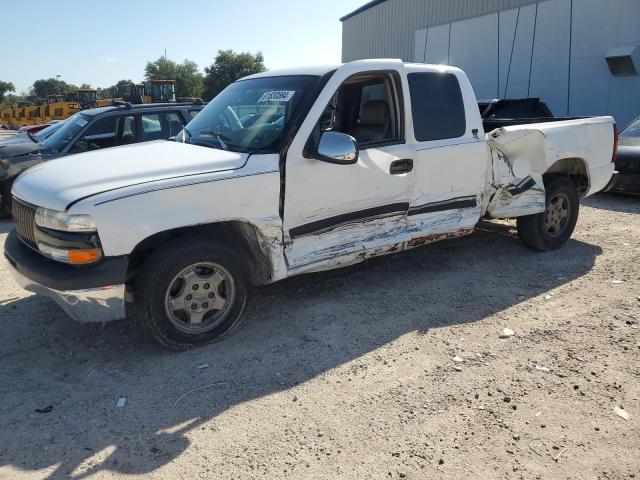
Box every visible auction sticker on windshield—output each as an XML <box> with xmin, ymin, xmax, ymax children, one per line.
<box><xmin>258</xmin><ymin>91</ymin><xmax>296</xmax><ymax>103</ymax></box>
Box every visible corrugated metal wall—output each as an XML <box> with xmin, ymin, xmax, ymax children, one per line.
<box><xmin>342</xmin><ymin>0</ymin><xmax>541</xmax><ymax>62</ymax></box>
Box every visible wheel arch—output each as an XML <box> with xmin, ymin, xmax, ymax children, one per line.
<box><xmin>543</xmin><ymin>157</ymin><xmax>589</xmax><ymax>197</ymax></box>
<box><xmin>126</xmin><ymin>221</ymin><xmax>276</xmax><ymax>288</ymax></box>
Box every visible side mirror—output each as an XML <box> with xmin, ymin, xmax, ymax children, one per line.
<box><xmin>314</xmin><ymin>131</ymin><xmax>358</xmax><ymax>165</ymax></box>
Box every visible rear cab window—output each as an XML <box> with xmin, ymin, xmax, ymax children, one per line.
<box><xmin>407</xmin><ymin>72</ymin><xmax>466</xmax><ymax>142</ymax></box>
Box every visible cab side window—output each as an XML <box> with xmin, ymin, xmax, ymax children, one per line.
<box><xmin>407</xmin><ymin>72</ymin><xmax>466</xmax><ymax>142</ymax></box>
<box><xmin>316</xmin><ymin>72</ymin><xmax>402</xmax><ymax>148</ymax></box>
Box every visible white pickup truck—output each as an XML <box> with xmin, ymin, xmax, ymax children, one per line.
<box><xmin>5</xmin><ymin>60</ymin><xmax>617</xmax><ymax>349</ymax></box>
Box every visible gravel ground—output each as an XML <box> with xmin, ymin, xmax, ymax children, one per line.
<box><xmin>0</xmin><ymin>193</ymin><xmax>638</xmax><ymax>480</ymax></box>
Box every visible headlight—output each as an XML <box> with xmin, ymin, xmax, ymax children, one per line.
<box><xmin>35</xmin><ymin>207</ymin><xmax>97</xmax><ymax>232</ymax></box>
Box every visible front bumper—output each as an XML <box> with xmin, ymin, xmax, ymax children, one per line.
<box><xmin>4</xmin><ymin>229</ymin><xmax>127</xmax><ymax>323</ymax></box>
<box><xmin>7</xmin><ymin>261</ymin><xmax>126</xmax><ymax>323</ymax></box>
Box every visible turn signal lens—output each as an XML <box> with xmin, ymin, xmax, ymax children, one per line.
<box><xmin>67</xmin><ymin>249</ymin><xmax>102</xmax><ymax>264</ymax></box>
<box><xmin>37</xmin><ymin>243</ymin><xmax>102</xmax><ymax>264</ymax></box>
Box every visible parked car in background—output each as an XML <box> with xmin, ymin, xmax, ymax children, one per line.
<box><xmin>479</xmin><ymin>98</ymin><xmax>553</xmax><ymax>119</ymax></box>
<box><xmin>4</xmin><ymin>60</ymin><xmax>616</xmax><ymax>349</ymax></box>
<box><xmin>0</xmin><ymin>121</ymin><xmax>66</xmax><ymax>156</ymax></box>
<box><xmin>0</xmin><ymin>101</ymin><xmax>205</xmax><ymax>214</ymax></box>
<box><xmin>479</xmin><ymin>98</ymin><xmax>557</xmax><ymax>131</ymax></box>
<box><xmin>612</xmin><ymin>115</ymin><xmax>640</xmax><ymax>193</ymax></box>
<box><xmin>17</xmin><ymin>120</ymin><xmax>63</xmax><ymax>135</ymax></box>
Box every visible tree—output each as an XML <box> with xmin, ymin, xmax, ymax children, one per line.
<box><xmin>0</xmin><ymin>93</ymin><xmax>25</xmax><ymax>110</ymax></box>
<box><xmin>98</xmin><ymin>79</ymin><xmax>133</xmax><ymax>99</ymax></box>
<box><xmin>0</xmin><ymin>81</ymin><xmax>15</xmax><ymax>101</ymax></box>
<box><xmin>145</xmin><ymin>56</ymin><xmax>178</xmax><ymax>82</ymax></box>
<box><xmin>175</xmin><ymin>60</ymin><xmax>204</xmax><ymax>99</ymax></box>
<box><xmin>31</xmin><ymin>78</ymin><xmax>76</xmax><ymax>98</ymax></box>
<box><xmin>145</xmin><ymin>56</ymin><xmax>204</xmax><ymax>98</ymax></box>
<box><xmin>80</xmin><ymin>83</ymin><xmax>92</xmax><ymax>89</ymax></box>
<box><xmin>203</xmin><ymin>50</ymin><xmax>266</xmax><ymax>101</ymax></box>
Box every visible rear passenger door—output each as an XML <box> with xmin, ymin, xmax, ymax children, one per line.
<box><xmin>405</xmin><ymin>69</ymin><xmax>489</xmax><ymax>244</ymax></box>
<box><xmin>139</xmin><ymin>111</ymin><xmax>185</xmax><ymax>142</ymax></box>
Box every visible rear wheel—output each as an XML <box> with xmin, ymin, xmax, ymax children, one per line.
<box><xmin>133</xmin><ymin>238</ymin><xmax>250</xmax><ymax>350</ymax></box>
<box><xmin>517</xmin><ymin>177</ymin><xmax>579</xmax><ymax>251</ymax></box>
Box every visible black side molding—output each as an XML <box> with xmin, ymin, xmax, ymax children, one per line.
<box><xmin>408</xmin><ymin>196</ymin><xmax>477</xmax><ymax>216</ymax></box>
<box><xmin>506</xmin><ymin>176</ymin><xmax>536</xmax><ymax>196</ymax></box>
<box><xmin>289</xmin><ymin>202</ymin><xmax>409</xmax><ymax>238</ymax></box>
<box><xmin>289</xmin><ymin>195</ymin><xmax>480</xmax><ymax>239</ymax></box>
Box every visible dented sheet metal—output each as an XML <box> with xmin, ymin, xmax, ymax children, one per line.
<box><xmin>406</xmin><ymin>201</ymin><xmax>481</xmax><ymax>245</ymax></box>
<box><xmin>486</xmin><ymin>128</ymin><xmax>548</xmax><ymax>218</ymax></box>
<box><xmin>285</xmin><ymin>214</ymin><xmax>410</xmax><ymax>273</ymax></box>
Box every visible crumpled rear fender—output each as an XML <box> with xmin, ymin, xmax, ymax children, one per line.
<box><xmin>485</xmin><ymin>128</ymin><xmax>550</xmax><ymax>218</ymax></box>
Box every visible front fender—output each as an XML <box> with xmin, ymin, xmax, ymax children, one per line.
<box><xmin>69</xmin><ymin>157</ymin><xmax>287</xmax><ymax>281</ymax></box>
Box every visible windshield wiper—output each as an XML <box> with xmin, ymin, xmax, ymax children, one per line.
<box><xmin>199</xmin><ymin>130</ymin><xmax>232</xmax><ymax>150</ymax></box>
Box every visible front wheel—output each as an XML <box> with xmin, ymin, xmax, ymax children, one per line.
<box><xmin>517</xmin><ymin>177</ymin><xmax>579</xmax><ymax>251</ymax></box>
<box><xmin>132</xmin><ymin>238</ymin><xmax>250</xmax><ymax>350</ymax></box>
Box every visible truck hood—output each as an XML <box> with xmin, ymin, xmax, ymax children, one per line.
<box><xmin>13</xmin><ymin>140</ymin><xmax>248</xmax><ymax>211</ymax></box>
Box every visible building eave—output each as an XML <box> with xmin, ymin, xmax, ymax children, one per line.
<box><xmin>340</xmin><ymin>0</ymin><xmax>387</xmax><ymax>22</ymax></box>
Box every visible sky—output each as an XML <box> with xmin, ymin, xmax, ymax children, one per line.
<box><xmin>0</xmin><ymin>0</ymin><xmax>365</xmax><ymax>94</ymax></box>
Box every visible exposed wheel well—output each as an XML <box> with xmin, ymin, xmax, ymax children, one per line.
<box><xmin>126</xmin><ymin>222</ymin><xmax>274</xmax><ymax>288</ymax></box>
<box><xmin>543</xmin><ymin>157</ymin><xmax>589</xmax><ymax>197</ymax></box>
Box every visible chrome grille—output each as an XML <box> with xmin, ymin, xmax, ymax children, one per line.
<box><xmin>12</xmin><ymin>198</ymin><xmax>37</xmax><ymax>247</ymax></box>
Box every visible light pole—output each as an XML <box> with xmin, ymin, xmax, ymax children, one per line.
<box><xmin>56</xmin><ymin>75</ymin><xmax>61</xmax><ymax>95</ymax></box>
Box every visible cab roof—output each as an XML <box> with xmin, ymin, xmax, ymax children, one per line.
<box><xmin>241</xmin><ymin>59</ymin><xmax>459</xmax><ymax>81</ymax></box>
<box><xmin>78</xmin><ymin>102</ymin><xmax>204</xmax><ymax>117</ymax></box>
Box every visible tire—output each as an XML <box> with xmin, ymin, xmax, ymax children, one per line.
<box><xmin>132</xmin><ymin>238</ymin><xmax>250</xmax><ymax>350</ymax></box>
<box><xmin>0</xmin><ymin>179</ymin><xmax>14</xmax><ymax>217</ymax></box>
<box><xmin>517</xmin><ymin>177</ymin><xmax>579</xmax><ymax>251</ymax></box>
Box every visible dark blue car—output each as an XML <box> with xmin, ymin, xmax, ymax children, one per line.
<box><xmin>0</xmin><ymin>102</ymin><xmax>204</xmax><ymax>215</ymax></box>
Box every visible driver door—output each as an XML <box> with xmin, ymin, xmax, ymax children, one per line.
<box><xmin>282</xmin><ymin>62</ymin><xmax>416</xmax><ymax>273</ymax></box>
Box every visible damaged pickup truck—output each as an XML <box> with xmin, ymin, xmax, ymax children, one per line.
<box><xmin>5</xmin><ymin>60</ymin><xmax>618</xmax><ymax>349</ymax></box>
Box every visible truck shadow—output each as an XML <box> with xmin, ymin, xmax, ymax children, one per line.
<box><xmin>0</xmin><ymin>221</ymin><xmax>602</xmax><ymax>478</ymax></box>
<box><xmin>585</xmin><ymin>192</ymin><xmax>640</xmax><ymax>214</ymax></box>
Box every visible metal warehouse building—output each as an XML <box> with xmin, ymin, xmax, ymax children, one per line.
<box><xmin>341</xmin><ymin>0</ymin><xmax>640</xmax><ymax>125</ymax></box>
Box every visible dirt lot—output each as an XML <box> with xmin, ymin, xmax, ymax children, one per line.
<box><xmin>0</xmin><ymin>193</ymin><xmax>638</xmax><ymax>480</ymax></box>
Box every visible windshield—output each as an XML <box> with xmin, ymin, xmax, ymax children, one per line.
<box><xmin>179</xmin><ymin>75</ymin><xmax>319</xmax><ymax>152</ymax></box>
<box><xmin>620</xmin><ymin>117</ymin><xmax>640</xmax><ymax>138</ymax></box>
<box><xmin>32</xmin><ymin>121</ymin><xmax>64</xmax><ymax>142</ymax></box>
<box><xmin>41</xmin><ymin>113</ymin><xmax>90</xmax><ymax>152</ymax></box>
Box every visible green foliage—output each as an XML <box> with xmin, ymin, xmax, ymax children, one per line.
<box><xmin>175</xmin><ymin>60</ymin><xmax>204</xmax><ymax>99</ymax></box>
<box><xmin>31</xmin><ymin>78</ymin><xmax>77</xmax><ymax>98</ymax></box>
<box><xmin>0</xmin><ymin>93</ymin><xmax>25</xmax><ymax>110</ymax></box>
<box><xmin>203</xmin><ymin>50</ymin><xmax>266</xmax><ymax>101</ymax></box>
<box><xmin>8</xmin><ymin>50</ymin><xmax>265</xmax><ymax>107</ymax></box>
<box><xmin>0</xmin><ymin>81</ymin><xmax>15</xmax><ymax>101</ymax></box>
<box><xmin>98</xmin><ymin>79</ymin><xmax>133</xmax><ymax>99</ymax></box>
<box><xmin>145</xmin><ymin>57</ymin><xmax>204</xmax><ymax>98</ymax></box>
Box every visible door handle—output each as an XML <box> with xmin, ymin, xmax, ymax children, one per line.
<box><xmin>389</xmin><ymin>159</ymin><xmax>413</xmax><ymax>175</ymax></box>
